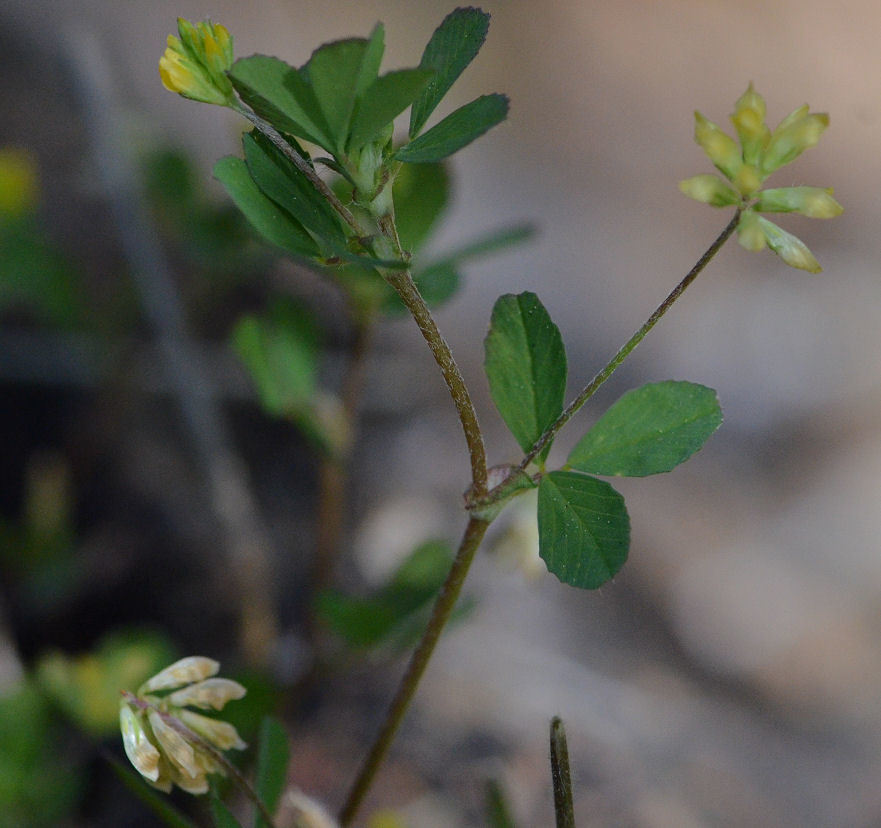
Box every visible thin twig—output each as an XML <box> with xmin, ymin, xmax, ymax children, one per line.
<box><xmin>516</xmin><ymin>211</ymin><xmax>741</xmax><ymax>474</ymax></box>
<box><xmin>338</xmin><ymin>516</ymin><xmax>491</xmax><ymax>825</ymax></box>
<box><xmin>385</xmin><ymin>269</ymin><xmax>489</xmax><ymax>495</ymax></box>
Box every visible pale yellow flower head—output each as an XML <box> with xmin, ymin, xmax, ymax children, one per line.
<box><xmin>159</xmin><ymin>18</ymin><xmax>235</xmax><ymax>106</ymax></box>
<box><xmin>681</xmin><ymin>84</ymin><xmax>840</xmax><ymax>273</ymax></box>
<box><xmin>119</xmin><ymin>656</ymin><xmax>247</xmax><ymax>795</ymax></box>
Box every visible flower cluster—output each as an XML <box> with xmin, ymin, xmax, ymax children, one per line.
<box><xmin>680</xmin><ymin>84</ymin><xmax>842</xmax><ymax>273</ymax></box>
<box><xmin>119</xmin><ymin>656</ymin><xmax>246</xmax><ymax>794</ymax></box>
<box><xmin>159</xmin><ymin>18</ymin><xmax>235</xmax><ymax>106</ymax></box>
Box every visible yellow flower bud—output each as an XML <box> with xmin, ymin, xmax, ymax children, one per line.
<box><xmin>678</xmin><ymin>174</ymin><xmax>740</xmax><ymax>207</ymax></box>
<box><xmin>194</xmin><ymin>20</ymin><xmax>234</xmax><ymax>75</ymax></box>
<box><xmin>730</xmin><ymin>83</ymin><xmax>770</xmax><ymax>166</ymax></box>
<box><xmin>178</xmin><ymin>709</ymin><xmax>247</xmax><ymax>751</ymax></box>
<box><xmin>732</xmin><ymin>164</ymin><xmax>762</xmax><ymax>198</ymax></box>
<box><xmin>159</xmin><ymin>19</ymin><xmax>235</xmax><ymax>106</ymax></box>
<box><xmin>754</xmin><ymin>186</ymin><xmax>843</xmax><ymax>218</ymax></box>
<box><xmin>142</xmin><ymin>656</ymin><xmax>219</xmax><ymax>692</ymax></box>
<box><xmin>694</xmin><ymin>112</ymin><xmax>742</xmax><ymax>180</ymax></box>
<box><xmin>119</xmin><ymin>704</ymin><xmax>161</xmax><ymax>782</ymax></box>
<box><xmin>762</xmin><ymin>109</ymin><xmax>829</xmax><ymax>174</ymax></box>
<box><xmin>168</xmin><ymin>677</ymin><xmax>247</xmax><ymax>710</ymax></box>
<box><xmin>756</xmin><ymin>215</ymin><xmax>822</xmax><ymax>272</ymax></box>
<box><xmin>148</xmin><ymin>710</ymin><xmax>202</xmax><ymax>780</ymax></box>
<box><xmin>736</xmin><ymin>210</ymin><xmax>767</xmax><ymax>252</ymax></box>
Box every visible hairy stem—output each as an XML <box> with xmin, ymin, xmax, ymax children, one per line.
<box><xmin>338</xmin><ymin>516</ymin><xmax>491</xmax><ymax>825</ymax></box>
<box><xmin>376</xmin><ymin>211</ymin><xmax>488</xmax><ymax>495</ymax></box>
<box><xmin>517</xmin><ymin>211</ymin><xmax>741</xmax><ymax>473</ymax></box>
<box><xmin>385</xmin><ymin>269</ymin><xmax>489</xmax><ymax>494</ymax></box>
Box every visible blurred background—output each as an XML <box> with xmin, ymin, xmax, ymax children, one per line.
<box><xmin>2</xmin><ymin>0</ymin><xmax>881</xmax><ymax>825</ymax></box>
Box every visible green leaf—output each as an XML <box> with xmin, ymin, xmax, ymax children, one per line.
<box><xmin>255</xmin><ymin>717</ymin><xmax>289</xmax><ymax>828</ymax></box>
<box><xmin>567</xmin><ymin>381</ymin><xmax>723</xmax><ymax>477</ymax></box>
<box><xmin>484</xmin><ymin>292</ymin><xmax>567</xmax><ymax>460</ymax></box>
<box><xmin>537</xmin><ymin>472</ymin><xmax>629</xmax><ymax>589</ymax></box>
<box><xmin>304</xmin><ymin>38</ymin><xmax>374</xmax><ymax>152</ymax></box>
<box><xmin>106</xmin><ymin>754</ymin><xmax>197</xmax><ymax>828</ymax></box>
<box><xmin>410</xmin><ymin>7</ymin><xmax>491</xmax><ymax>138</ymax></box>
<box><xmin>242</xmin><ymin>132</ymin><xmax>346</xmax><ymax>249</ymax></box>
<box><xmin>316</xmin><ymin>540</ymin><xmax>454</xmax><ymax>648</ymax></box>
<box><xmin>356</xmin><ymin>23</ymin><xmax>386</xmax><ymax>96</ymax></box>
<box><xmin>232</xmin><ymin>300</ymin><xmax>320</xmax><ymax>418</ymax></box>
<box><xmin>348</xmin><ymin>68</ymin><xmax>434</xmax><ymax>151</ymax></box>
<box><xmin>396</xmin><ymin>94</ymin><xmax>509</xmax><ymax>163</ymax></box>
<box><xmin>392</xmin><ymin>161</ymin><xmax>449</xmax><ymax>253</ymax></box>
<box><xmin>210</xmin><ymin>798</ymin><xmax>243</xmax><ymax>828</ymax></box>
<box><xmin>213</xmin><ymin>156</ymin><xmax>320</xmax><ymax>259</ymax></box>
<box><xmin>229</xmin><ymin>56</ymin><xmax>332</xmax><ymax>150</ymax></box>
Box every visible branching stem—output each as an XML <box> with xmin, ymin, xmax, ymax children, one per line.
<box><xmin>516</xmin><ymin>211</ymin><xmax>741</xmax><ymax>474</ymax></box>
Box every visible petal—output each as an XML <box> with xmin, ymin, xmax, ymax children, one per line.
<box><xmin>694</xmin><ymin>112</ymin><xmax>742</xmax><ymax>180</ymax></box>
<box><xmin>678</xmin><ymin>174</ymin><xmax>740</xmax><ymax>207</ymax></box>
<box><xmin>142</xmin><ymin>657</ymin><xmax>219</xmax><ymax>692</ymax></box>
<box><xmin>171</xmin><ymin>766</ymin><xmax>210</xmax><ymax>795</ymax></box>
<box><xmin>120</xmin><ymin>704</ymin><xmax>161</xmax><ymax>782</ymax></box>
<box><xmin>148</xmin><ymin>710</ymin><xmax>201</xmax><ymax>779</ymax></box>
<box><xmin>169</xmin><ymin>677</ymin><xmax>247</xmax><ymax>710</ymax></box>
<box><xmin>762</xmin><ymin>112</ymin><xmax>829</xmax><ymax>174</ymax></box>
<box><xmin>754</xmin><ymin>186</ymin><xmax>843</xmax><ymax>218</ymax></box>
<box><xmin>736</xmin><ymin>210</ymin><xmax>767</xmax><ymax>252</ymax></box>
<box><xmin>756</xmin><ymin>216</ymin><xmax>822</xmax><ymax>272</ymax></box>
<box><xmin>178</xmin><ymin>709</ymin><xmax>248</xmax><ymax>751</ymax></box>
<box><xmin>732</xmin><ymin>164</ymin><xmax>762</xmax><ymax>198</ymax></box>
<box><xmin>731</xmin><ymin>83</ymin><xmax>770</xmax><ymax>167</ymax></box>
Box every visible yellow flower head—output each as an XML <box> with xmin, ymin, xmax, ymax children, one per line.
<box><xmin>159</xmin><ymin>18</ymin><xmax>235</xmax><ymax>106</ymax></box>
<box><xmin>680</xmin><ymin>84</ymin><xmax>840</xmax><ymax>273</ymax></box>
<box><xmin>120</xmin><ymin>656</ymin><xmax>247</xmax><ymax>794</ymax></box>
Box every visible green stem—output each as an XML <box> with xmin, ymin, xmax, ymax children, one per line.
<box><xmin>550</xmin><ymin>717</ymin><xmax>575</xmax><ymax>828</ymax></box>
<box><xmin>338</xmin><ymin>516</ymin><xmax>491</xmax><ymax>825</ymax></box>
<box><xmin>385</xmin><ymin>269</ymin><xmax>489</xmax><ymax>495</ymax></box>
<box><xmin>517</xmin><ymin>210</ymin><xmax>741</xmax><ymax>473</ymax></box>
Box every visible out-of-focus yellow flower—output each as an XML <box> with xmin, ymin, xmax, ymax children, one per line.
<box><xmin>0</xmin><ymin>147</ymin><xmax>39</xmax><ymax>217</ymax></box>
<box><xmin>680</xmin><ymin>84</ymin><xmax>840</xmax><ymax>273</ymax></box>
<box><xmin>119</xmin><ymin>656</ymin><xmax>247</xmax><ymax>795</ymax></box>
<box><xmin>159</xmin><ymin>18</ymin><xmax>235</xmax><ymax>106</ymax></box>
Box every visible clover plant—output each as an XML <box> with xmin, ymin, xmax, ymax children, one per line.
<box><xmin>119</xmin><ymin>10</ymin><xmax>840</xmax><ymax>826</ymax></box>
